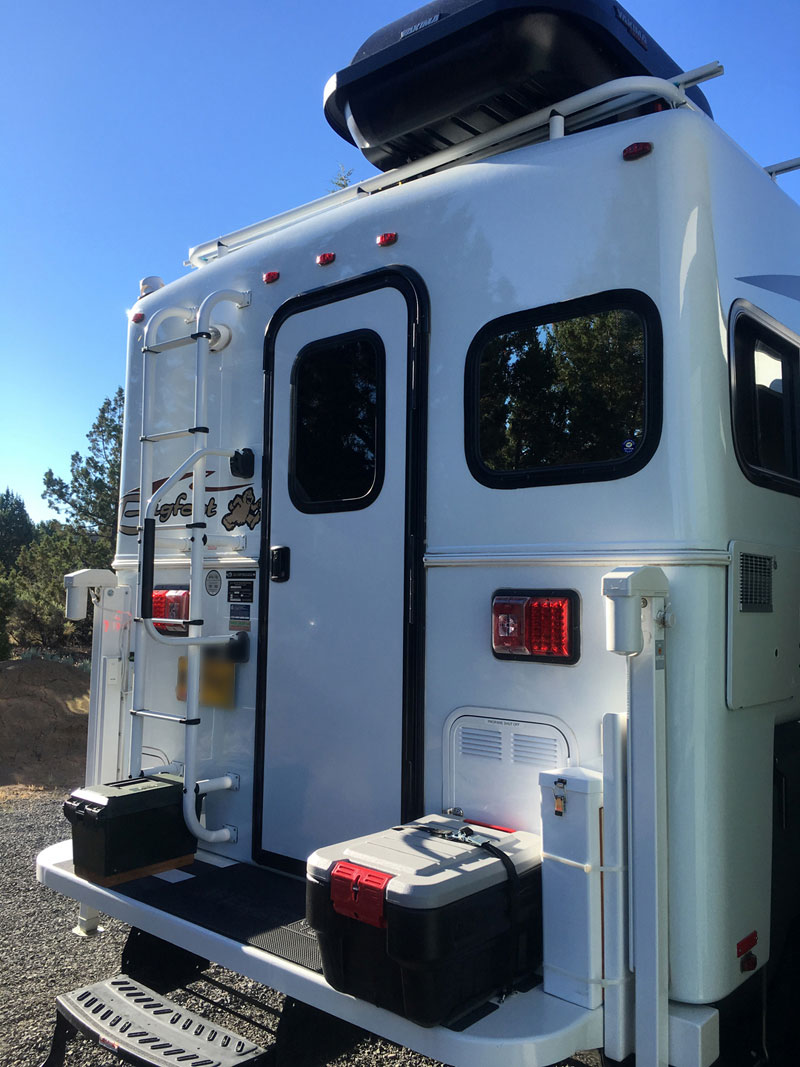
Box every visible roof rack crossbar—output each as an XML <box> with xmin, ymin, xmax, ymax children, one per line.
<box><xmin>187</xmin><ymin>64</ymin><xmax>723</xmax><ymax>268</ymax></box>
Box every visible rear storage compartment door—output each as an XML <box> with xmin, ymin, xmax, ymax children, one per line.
<box><xmin>259</xmin><ymin>281</ymin><xmax>416</xmax><ymax>864</ymax></box>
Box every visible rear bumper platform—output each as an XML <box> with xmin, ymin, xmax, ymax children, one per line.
<box><xmin>37</xmin><ymin>839</ymin><xmax>602</xmax><ymax>1067</ymax></box>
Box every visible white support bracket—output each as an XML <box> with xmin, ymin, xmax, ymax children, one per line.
<box><xmin>64</xmin><ymin>569</ymin><xmax>118</xmax><ymax>621</ymax></box>
<box><xmin>603</xmin><ymin>566</ymin><xmax>670</xmax><ymax>1067</ymax></box>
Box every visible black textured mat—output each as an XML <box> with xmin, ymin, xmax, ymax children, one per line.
<box><xmin>118</xmin><ymin>862</ymin><xmax>322</xmax><ymax>972</ymax></box>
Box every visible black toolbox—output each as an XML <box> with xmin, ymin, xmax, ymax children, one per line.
<box><xmin>64</xmin><ymin>775</ymin><xmax>196</xmax><ymax>886</ymax></box>
<box><xmin>306</xmin><ymin>814</ymin><xmax>543</xmax><ymax>1027</ymax></box>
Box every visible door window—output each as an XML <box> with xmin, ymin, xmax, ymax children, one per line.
<box><xmin>290</xmin><ymin>330</ymin><xmax>385</xmax><ymax>512</ymax></box>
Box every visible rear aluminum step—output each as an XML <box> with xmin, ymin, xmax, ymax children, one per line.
<box><xmin>40</xmin><ymin>974</ymin><xmax>268</xmax><ymax>1067</ymax></box>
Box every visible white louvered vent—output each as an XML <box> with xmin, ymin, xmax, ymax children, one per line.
<box><xmin>446</xmin><ymin>710</ymin><xmax>570</xmax><ymax>834</ymax></box>
<box><xmin>512</xmin><ymin>733</ymin><xmax>561</xmax><ymax>768</ymax></box>
<box><xmin>459</xmin><ymin>726</ymin><xmax>503</xmax><ymax>760</ymax></box>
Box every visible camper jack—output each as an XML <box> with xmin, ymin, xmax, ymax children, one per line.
<box><xmin>36</xmin><ymin>2</ymin><xmax>800</xmax><ymax>1065</ymax></box>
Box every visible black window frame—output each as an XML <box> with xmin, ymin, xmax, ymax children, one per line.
<box><xmin>464</xmin><ymin>289</ymin><xmax>663</xmax><ymax>489</ymax></box>
<box><xmin>289</xmin><ymin>328</ymin><xmax>386</xmax><ymax>514</ymax></box>
<box><xmin>730</xmin><ymin>300</ymin><xmax>800</xmax><ymax>497</ymax></box>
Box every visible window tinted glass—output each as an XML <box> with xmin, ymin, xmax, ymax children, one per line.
<box><xmin>732</xmin><ymin>310</ymin><xmax>800</xmax><ymax>490</ymax></box>
<box><xmin>473</xmin><ymin>303</ymin><xmax>649</xmax><ymax>480</ymax></box>
<box><xmin>291</xmin><ymin>332</ymin><xmax>384</xmax><ymax>512</ymax></box>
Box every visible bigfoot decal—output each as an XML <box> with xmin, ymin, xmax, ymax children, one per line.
<box><xmin>222</xmin><ymin>487</ymin><xmax>262</xmax><ymax>531</ymax></box>
<box><xmin>119</xmin><ymin>473</ymin><xmax>261</xmax><ymax>537</ymax></box>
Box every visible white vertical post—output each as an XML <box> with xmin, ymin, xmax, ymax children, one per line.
<box><xmin>72</xmin><ymin>903</ymin><xmax>102</xmax><ymax>937</ymax></box>
<box><xmin>603</xmin><ymin>567</ymin><xmax>670</xmax><ymax>1067</ymax></box>
<box><xmin>629</xmin><ymin>594</ymin><xmax>668</xmax><ymax>1067</ymax></box>
<box><xmin>602</xmin><ymin>712</ymin><xmax>635</xmax><ymax>1061</ymax></box>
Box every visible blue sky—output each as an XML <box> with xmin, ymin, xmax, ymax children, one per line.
<box><xmin>2</xmin><ymin>0</ymin><xmax>799</xmax><ymax>524</ymax></box>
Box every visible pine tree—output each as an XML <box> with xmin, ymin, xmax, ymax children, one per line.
<box><xmin>0</xmin><ymin>488</ymin><xmax>35</xmax><ymax>571</ymax></box>
<box><xmin>329</xmin><ymin>164</ymin><xmax>354</xmax><ymax>191</ymax></box>
<box><xmin>42</xmin><ymin>387</ymin><xmax>124</xmax><ymax>562</ymax></box>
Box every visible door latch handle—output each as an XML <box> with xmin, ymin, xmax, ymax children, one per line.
<box><xmin>270</xmin><ymin>546</ymin><xmax>290</xmax><ymax>582</ymax></box>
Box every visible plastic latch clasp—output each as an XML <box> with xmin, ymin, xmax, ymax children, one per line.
<box><xmin>553</xmin><ymin>778</ymin><xmax>568</xmax><ymax>817</ymax></box>
<box><xmin>330</xmin><ymin>860</ymin><xmax>394</xmax><ymax>928</ymax></box>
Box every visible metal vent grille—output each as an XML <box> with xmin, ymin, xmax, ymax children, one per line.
<box><xmin>459</xmin><ymin>726</ymin><xmax>502</xmax><ymax>760</ymax></box>
<box><xmin>511</xmin><ymin>733</ymin><xmax>561</xmax><ymax>768</ymax></box>
<box><xmin>740</xmin><ymin>553</ymin><xmax>774</xmax><ymax>613</ymax></box>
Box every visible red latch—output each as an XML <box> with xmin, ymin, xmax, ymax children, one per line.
<box><xmin>737</xmin><ymin>930</ymin><xmax>758</xmax><ymax>958</ymax></box>
<box><xmin>330</xmin><ymin>861</ymin><xmax>393</xmax><ymax>928</ymax></box>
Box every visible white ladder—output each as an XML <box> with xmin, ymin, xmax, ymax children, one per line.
<box><xmin>129</xmin><ymin>289</ymin><xmax>251</xmax><ymax>845</ymax></box>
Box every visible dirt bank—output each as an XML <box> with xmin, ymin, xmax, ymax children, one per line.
<box><xmin>0</xmin><ymin>658</ymin><xmax>90</xmax><ymax>796</ymax></box>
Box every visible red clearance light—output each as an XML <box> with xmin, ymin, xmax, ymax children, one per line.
<box><xmin>376</xmin><ymin>232</ymin><xmax>398</xmax><ymax>247</ymax></box>
<box><xmin>262</xmin><ymin>271</ymin><xmax>280</xmax><ymax>284</ymax></box>
<box><xmin>492</xmin><ymin>590</ymin><xmax>578</xmax><ymax>663</ymax></box>
<box><xmin>131</xmin><ymin>312</ymin><xmax>145</xmax><ymax>324</ymax></box>
<box><xmin>623</xmin><ymin>141</ymin><xmax>653</xmax><ymax>161</ymax></box>
<box><xmin>316</xmin><ymin>252</ymin><xmax>336</xmax><ymax>266</ymax></box>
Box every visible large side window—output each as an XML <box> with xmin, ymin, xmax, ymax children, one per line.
<box><xmin>465</xmin><ymin>290</ymin><xmax>662</xmax><ymax>488</ymax></box>
<box><xmin>731</xmin><ymin>303</ymin><xmax>800</xmax><ymax>494</ymax></box>
<box><xmin>290</xmin><ymin>330</ymin><xmax>385</xmax><ymax>512</ymax></box>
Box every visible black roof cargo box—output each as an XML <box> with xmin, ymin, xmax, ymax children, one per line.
<box><xmin>324</xmin><ymin>0</ymin><xmax>712</xmax><ymax>172</ymax></box>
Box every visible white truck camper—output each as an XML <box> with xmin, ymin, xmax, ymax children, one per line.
<box><xmin>36</xmin><ymin>2</ymin><xmax>800</xmax><ymax>1065</ymax></box>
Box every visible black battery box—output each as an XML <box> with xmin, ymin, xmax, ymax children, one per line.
<box><xmin>64</xmin><ymin>774</ymin><xmax>196</xmax><ymax>886</ymax></box>
<box><xmin>306</xmin><ymin>814</ymin><xmax>542</xmax><ymax>1027</ymax></box>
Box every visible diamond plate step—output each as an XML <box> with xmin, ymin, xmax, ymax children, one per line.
<box><xmin>44</xmin><ymin>974</ymin><xmax>268</xmax><ymax>1066</ymax></box>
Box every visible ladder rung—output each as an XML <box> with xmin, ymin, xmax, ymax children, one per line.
<box><xmin>136</xmin><ymin>523</ymin><xmax>204</xmax><ymax>533</ymax></box>
<box><xmin>131</xmin><ymin>709</ymin><xmax>202</xmax><ymax>726</ymax></box>
<box><xmin>140</xmin><ymin>426</ymin><xmax>210</xmax><ymax>443</ymax></box>
<box><xmin>142</xmin><ymin>334</ymin><xmax>198</xmax><ymax>354</ymax></box>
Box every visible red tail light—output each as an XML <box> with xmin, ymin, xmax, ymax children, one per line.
<box><xmin>492</xmin><ymin>590</ymin><xmax>579</xmax><ymax>663</ymax></box>
<box><xmin>152</xmin><ymin>588</ymin><xmax>190</xmax><ymax>634</ymax></box>
<box><xmin>528</xmin><ymin>596</ymin><xmax>570</xmax><ymax>656</ymax></box>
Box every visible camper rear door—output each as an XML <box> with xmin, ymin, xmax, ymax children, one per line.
<box><xmin>259</xmin><ymin>285</ymin><xmax>411</xmax><ymax>863</ymax></box>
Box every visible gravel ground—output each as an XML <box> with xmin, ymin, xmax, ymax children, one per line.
<box><xmin>0</xmin><ymin>790</ymin><xmax>600</xmax><ymax>1067</ymax></box>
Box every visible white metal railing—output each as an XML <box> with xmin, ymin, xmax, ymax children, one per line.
<box><xmin>187</xmin><ymin>63</ymin><xmax>723</xmax><ymax>267</ymax></box>
<box><xmin>129</xmin><ymin>289</ymin><xmax>251</xmax><ymax>845</ymax></box>
<box><xmin>765</xmin><ymin>156</ymin><xmax>800</xmax><ymax>180</ymax></box>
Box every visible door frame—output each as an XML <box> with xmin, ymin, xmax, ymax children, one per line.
<box><xmin>252</xmin><ymin>267</ymin><xmax>430</xmax><ymax>870</ymax></box>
